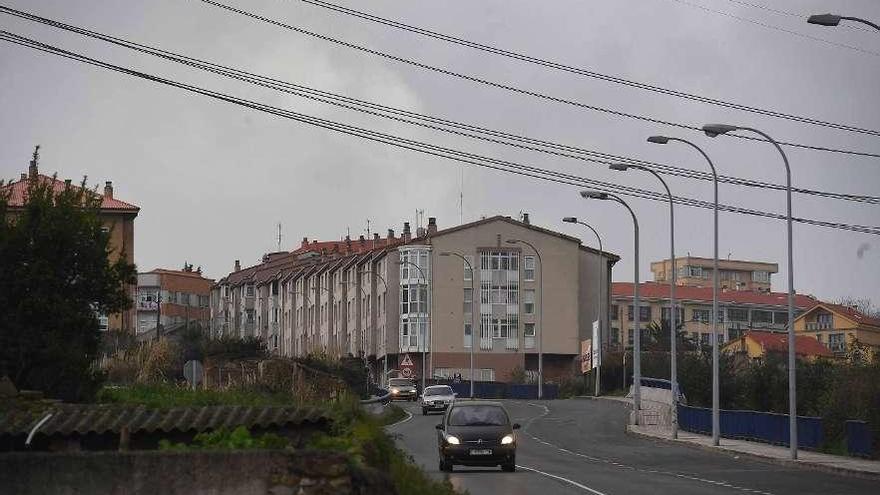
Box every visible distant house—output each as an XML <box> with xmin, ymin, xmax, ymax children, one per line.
<box><xmin>793</xmin><ymin>303</ymin><xmax>880</xmax><ymax>359</ymax></box>
<box><xmin>722</xmin><ymin>330</ymin><xmax>833</xmax><ymax>362</ymax></box>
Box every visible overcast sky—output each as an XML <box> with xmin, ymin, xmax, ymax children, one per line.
<box><xmin>2</xmin><ymin>0</ymin><xmax>878</xmax><ymax>303</ymax></box>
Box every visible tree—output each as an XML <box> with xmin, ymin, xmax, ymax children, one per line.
<box><xmin>0</xmin><ymin>175</ymin><xmax>136</xmax><ymax>400</ymax></box>
<box><xmin>834</xmin><ymin>296</ymin><xmax>880</xmax><ymax>319</ymax></box>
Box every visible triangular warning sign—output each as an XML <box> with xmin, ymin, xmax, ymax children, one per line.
<box><xmin>400</xmin><ymin>354</ymin><xmax>414</xmax><ymax>367</ymax></box>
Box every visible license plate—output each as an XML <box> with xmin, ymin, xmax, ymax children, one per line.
<box><xmin>469</xmin><ymin>449</ymin><xmax>492</xmax><ymax>456</ymax></box>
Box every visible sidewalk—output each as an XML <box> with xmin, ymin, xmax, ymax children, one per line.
<box><xmin>591</xmin><ymin>396</ymin><xmax>880</xmax><ymax>480</ymax></box>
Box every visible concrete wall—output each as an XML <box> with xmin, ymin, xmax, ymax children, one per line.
<box><xmin>0</xmin><ymin>450</ymin><xmax>392</xmax><ymax>495</ymax></box>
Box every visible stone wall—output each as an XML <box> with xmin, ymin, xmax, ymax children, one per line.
<box><xmin>0</xmin><ymin>449</ymin><xmax>394</xmax><ymax>495</ymax></box>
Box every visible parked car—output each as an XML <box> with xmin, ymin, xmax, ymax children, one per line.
<box><xmin>420</xmin><ymin>385</ymin><xmax>456</xmax><ymax>415</ymax></box>
<box><xmin>435</xmin><ymin>401</ymin><xmax>519</xmax><ymax>472</ymax></box>
<box><xmin>388</xmin><ymin>378</ymin><xmax>418</xmax><ymax>401</ymax></box>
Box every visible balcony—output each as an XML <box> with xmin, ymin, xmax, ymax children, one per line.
<box><xmin>806</xmin><ymin>322</ymin><xmax>832</xmax><ymax>331</ymax></box>
<box><xmin>137</xmin><ymin>301</ymin><xmax>158</xmax><ymax>311</ymax></box>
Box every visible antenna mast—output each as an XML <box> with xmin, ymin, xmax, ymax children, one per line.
<box><xmin>276</xmin><ymin>222</ymin><xmax>282</xmax><ymax>252</ymax></box>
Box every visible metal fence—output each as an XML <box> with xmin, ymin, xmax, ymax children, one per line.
<box><xmin>846</xmin><ymin>420</ymin><xmax>873</xmax><ymax>458</ymax></box>
<box><xmin>677</xmin><ymin>404</ymin><xmax>824</xmax><ymax>449</ymax></box>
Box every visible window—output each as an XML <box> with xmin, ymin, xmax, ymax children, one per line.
<box><xmin>627</xmin><ymin>330</ymin><xmax>633</xmax><ymax>346</ymax></box>
<box><xmin>627</xmin><ymin>305</ymin><xmax>652</xmax><ymax>321</ymax></box>
<box><xmin>524</xmin><ymin>323</ymin><xmax>536</xmax><ymax>337</ymax></box>
<box><xmin>752</xmin><ymin>310</ymin><xmax>773</xmax><ymax>324</ymax></box>
<box><xmin>752</xmin><ymin>271</ymin><xmax>770</xmax><ymax>283</ymax></box>
<box><xmin>246</xmin><ymin>284</ymin><xmax>254</xmax><ymax>297</ymax></box>
<box><xmin>611</xmin><ymin>327</ymin><xmax>620</xmax><ymax>344</ymax></box>
<box><xmin>199</xmin><ymin>295</ymin><xmax>209</xmax><ymax>307</ymax></box>
<box><xmin>817</xmin><ymin>312</ymin><xmax>833</xmax><ymax>325</ymax></box>
<box><xmin>524</xmin><ymin>256</ymin><xmax>536</xmax><ymax>281</ymax></box>
<box><xmin>775</xmin><ymin>312</ymin><xmax>789</xmax><ymax>325</ymax></box>
<box><xmin>479</xmin><ymin>369</ymin><xmax>495</xmax><ymax>382</ymax></box>
<box><xmin>661</xmin><ymin>306</ymin><xmax>684</xmax><ymax>324</ymax></box>
<box><xmin>463</xmin><ymin>288</ymin><xmax>473</xmax><ymax>314</ymax></box>
<box><xmin>610</xmin><ymin>304</ymin><xmax>619</xmax><ymax>321</ymax></box>
<box><xmin>97</xmin><ymin>314</ymin><xmax>109</xmax><ymax>331</ymax></box>
<box><xmin>829</xmin><ymin>333</ymin><xmax>845</xmax><ymax>352</ymax></box>
<box><xmin>524</xmin><ymin>290</ymin><xmax>535</xmax><ymax>314</ymax></box>
<box><xmin>246</xmin><ymin>309</ymin><xmax>255</xmax><ymax>323</ymax></box>
<box><xmin>464</xmin><ymin>323</ymin><xmax>472</xmax><ymax>348</ymax></box>
<box><xmin>728</xmin><ymin>308</ymin><xmax>748</xmax><ymax>322</ymax></box>
<box><xmin>686</xmin><ymin>266</ymin><xmax>703</xmax><ymax>278</ymax></box>
<box><xmin>463</xmin><ymin>255</ymin><xmax>473</xmax><ymax>281</ymax></box>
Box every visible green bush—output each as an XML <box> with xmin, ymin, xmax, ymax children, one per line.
<box><xmin>96</xmin><ymin>383</ymin><xmax>294</xmax><ymax>408</ymax></box>
<box><xmin>159</xmin><ymin>425</ymin><xmax>288</xmax><ymax>451</ymax></box>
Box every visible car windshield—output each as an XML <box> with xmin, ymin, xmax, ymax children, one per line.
<box><xmin>448</xmin><ymin>405</ymin><xmax>509</xmax><ymax>426</ymax></box>
<box><xmin>424</xmin><ymin>386</ymin><xmax>453</xmax><ymax>396</ymax></box>
<box><xmin>389</xmin><ymin>379</ymin><xmax>413</xmax><ymax>387</ymax></box>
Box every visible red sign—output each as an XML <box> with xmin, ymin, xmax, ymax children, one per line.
<box><xmin>399</xmin><ymin>353</ymin><xmax>415</xmax><ymax>378</ymax></box>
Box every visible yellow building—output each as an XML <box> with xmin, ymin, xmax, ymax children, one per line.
<box><xmin>722</xmin><ymin>330</ymin><xmax>832</xmax><ymax>362</ymax></box>
<box><xmin>794</xmin><ymin>303</ymin><xmax>880</xmax><ymax>359</ymax></box>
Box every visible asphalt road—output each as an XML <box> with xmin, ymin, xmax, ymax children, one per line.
<box><xmin>387</xmin><ymin>398</ymin><xmax>878</xmax><ymax>495</ymax></box>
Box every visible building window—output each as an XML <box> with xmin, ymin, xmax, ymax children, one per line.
<box><xmin>610</xmin><ymin>304</ymin><xmax>618</xmax><ymax>321</ymax></box>
<box><xmin>463</xmin><ymin>288</ymin><xmax>473</xmax><ymax>315</ymax></box>
<box><xmin>463</xmin><ymin>255</ymin><xmax>473</xmax><ymax>281</ymax></box>
<box><xmin>817</xmin><ymin>312</ymin><xmax>833</xmax><ymax>325</ymax></box>
<box><xmin>464</xmin><ymin>323</ymin><xmax>472</xmax><ymax>348</ymax></box>
<box><xmin>685</xmin><ymin>266</ymin><xmax>703</xmax><ymax>278</ymax></box>
<box><xmin>752</xmin><ymin>271</ymin><xmax>770</xmax><ymax>283</ymax></box>
<box><xmin>479</xmin><ymin>369</ymin><xmax>495</xmax><ymax>382</ymax></box>
<box><xmin>661</xmin><ymin>306</ymin><xmax>684</xmax><ymax>324</ymax></box>
<box><xmin>524</xmin><ymin>290</ymin><xmax>535</xmax><ymax>314</ymax></box>
<box><xmin>752</xmin><ymin>310</ymin><xmax>772</xmax><ymax>324</ymax></box>
<box><xmin>727</xmin><ymin>308</ymin><xmax>748</xmax><ymax>322</ymax></box>
<box><xmin>627</xmin><ymin>305</ymin><xmax>652</xmax><ymax>321</ymax></box>
<box><xmin>775</xmin><ymin>312</ymin><xmax>789</xmax><ymax>325</ymax></box>
<box><xmin>627</xmin><ymin>330</ymin><xmax>634</xmax><ymax>346</ymax></box>
<box><xmin>246</xmin><ymin>309</ymin><xmax>255</xmax><ymax>323</ymax></box>
<box><xmin>246</xmin><ymin>285</ymin><xmax>254</xmax><ymax>297</ymax></box>
<box><xmin>611</xmin><ymin>327</ymin><xmax>620</xmax><ymax>344</ymax></box>
<box><xmin>524</xmin><ymin>256</ymin><xmax>535</xmax><ymax>281</ymax></box>
<box><xmin>199</xmin><ymin>295</ymin><xmax>209</xmax><ymax>307</ymax></box>
<box><xmin>828</xmin><ymin>333</ymin><xmax>845</xmax><ymax>353</ymax></box>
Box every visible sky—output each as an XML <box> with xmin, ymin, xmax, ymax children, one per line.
<box><xmin>1</xmin><ymin>0</ymin><xmax>878</xmax><ymax>304</ymax></box>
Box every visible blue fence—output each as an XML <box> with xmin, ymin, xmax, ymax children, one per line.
<box><xmin>678</xmin><ymin>405</ymin><xmax>823</xmax><ymax>449</ymax></box>
<box><xmin>437</xmin><ymin>381</ymin><xmax>558</xmax><ymax>400</ymax></box>
<box><xmin>846</xmin><ymin>420</ymin><xmax>873</xmax><ymax>458</ymax></box>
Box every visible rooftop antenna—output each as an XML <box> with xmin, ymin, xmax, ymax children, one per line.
<box><xmin>276</xmin><ymin>222</ymin><xmax>283</xmax><ymax>252</ymax></box>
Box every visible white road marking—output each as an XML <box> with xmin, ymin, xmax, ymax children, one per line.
<box><xmin>517</xmin><ymin>465</ymin><xmax>609</xmax><ymax>495</ymax></box>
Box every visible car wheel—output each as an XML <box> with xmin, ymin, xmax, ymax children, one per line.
<box><xmin>439</xmin><ymin>457</ymin><xmax>453</xmax><ymax>472</ymax></box>
<box><xmin>502</xmin><ymin>456</ymin><xmax>516</xmax><ymax>472</ymax></box>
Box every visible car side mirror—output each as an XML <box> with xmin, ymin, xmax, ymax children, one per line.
<box><xmin>512</xmin><ymin>423</ymin><xmax>521</xmax><ymax>430</ymax></box>
<box><xmin>435</xmin><ymin>424</ymin><xmax>444</xmax><ymax>430</ymax></box>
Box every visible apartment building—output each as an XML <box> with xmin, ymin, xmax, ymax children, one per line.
<box><xmin>136</xmin><ymin>266</ymin><xmax>213</xmax><ymax>337</ymax></box>
<box><xmin>650</xmin><ymin>257</ymin><xmax>778</xmax><ymax>292</ymax></box>
<box><xmin>211</xmin><ymin>215</ymin><xmax>618</xmax><ymax>383</ymax></box>
<box><xmin>3</xmin><ymin>148</ymin><xmax>139</xmax><ymax>333</ymax></box>
<box><xmin>794</xmin><ymin>302</ymin><xmax>880</xmax><ymax>357</ymax></box>
<box><xmin>610</xmin><ymin>282</ymin><xmax>817</xmax><ymax>349</ymax></box>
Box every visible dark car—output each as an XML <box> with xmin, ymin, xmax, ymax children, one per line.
<box><xmin>435</xmin><ymin>401</ymin><xmax>520</xmax><ymax>472</ymax></box>
<box><xmin>388</xmin><ymin>378</ymin><xmax>418</xmax><ymax>401</ymax></box>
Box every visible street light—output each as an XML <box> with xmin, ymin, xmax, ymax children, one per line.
<box><xmin>807</xmin><ymin>13</ymin><xmax>880</xmax><ymax>31</ymax></box>
<box><xmin>580</xmin><ymin>190</ymin><xmax>642</xmax><ymax>424</ymax></box>
<box><xmin>703</xmin><ymin>123</ymin><xmax>798</xmax><ymax>460</ymax></box>
<box><xmin>647</xmin><ymin>135</ymin><xmax>720</xmax><ymax>442</ymax></box>
<box><xmin>440</xmin><ymin>251</ymin><xmax>477</xmax><ymax>399</ymax></box>
<box><xmin>397</xmin><ymin>260</ymin><xmax>430</xmax><ymax>394</ymax></box>
<box><xmin>561</xmin><ymin>217</ymin><xmax>604</xmax><ymax>397</ymax></box>
<box><xmin>608</xmin><ymin>162</ymin><xmax>678</xmax><ymax>436</ymax></box>
<box><xmin>506</xmin><ymin>238</ymin><xmax>543</xmax><ymax>399</ymax></box>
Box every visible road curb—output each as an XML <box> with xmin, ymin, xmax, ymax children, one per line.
<box><xmin>625</xmin><ymin>426</ymin><xmax>880</xmax><ymax>481</ymax></box>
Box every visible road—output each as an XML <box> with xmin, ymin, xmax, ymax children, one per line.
<box><xmin>388</xmin><ymin>398</ymin><xmax>877</xmax><ymax>495</ymax></box>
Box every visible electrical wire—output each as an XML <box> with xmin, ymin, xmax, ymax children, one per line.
<box><xmin>296</xmin><ymin>0</ymin><xmax>880</xmax><ymax>138</ymax></box>
<box><xmin>2</xmin><ymin>30</ymin><xmax>878</xmax><ymax>237</ymax></box>
<box><xmin>3</xmin><ymin>5</ymin><xmax>876</xmax><ymax>205</ymax></box>
<box><xmin>718</xmin><ymin>0</ymin><xmax>877</xmax><ymax>34</ymax></box>
<box><xmin>196</xmin><ymin>0</ymin><xmax>880</xmax><ymax>159</ymax></box>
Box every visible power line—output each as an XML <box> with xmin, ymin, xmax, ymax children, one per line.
<box><xmin>665</xmin><ymin>0</ymin><xmax>880</xmax><ymax>55</ymax></box>
<box><xmin>716</xmin><ymin>0</ymin><xmax>877</xmax><ymax>34</ymax></box>
<box><xmin>3</xmin><ymin>5</ymin><xmax>875</xmax><ymax>205</ymax></box>
<box><xmin>196</xmin><ymin>0</ymin><xmax>880</xmax><ymax>159</ymax></box>
<box><xmin>296</xmin><ymin>0</ymin><xmax>880</xmax><ymax>138</ymax></box>
<box><xmin>2</xmin><ymin>30</ymin><xmax>878</xmax><ymax>237</ymax></box>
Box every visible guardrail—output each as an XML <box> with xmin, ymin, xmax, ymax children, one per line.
<box><xmin>678</xmin><ymin>404</ymin><xmax>824</xmax><ymax>449</ymax></box>
<box><xmin>360</xmin><ymin>387</ymin><xmax>391</xmax><ymax>405</ymax></box>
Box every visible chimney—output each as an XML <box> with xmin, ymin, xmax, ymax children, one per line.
<box><xmin>345</xmin><ymin>235</ymin><xmax>352</xmax><ymax>252</ymax></box>
<box><xmin>20</xmin><ymin>173</ymin><xmax>26</xmax><ymax>181</ymax></box>
<box><xmin>103</xmin><ymin>181</ymin><xmax>113</xmax><ymax>199</ymax></box>
<box><xmin>427</xmin><ymin>217</ymin><xmax>437</xmax><ymax>235</ymax></box>
<box><xmin>522</xmin><ymin>213</ymin><xmax>530</xmax><ymax>225</ymax></box>
<box><xmin>373</xmin><ymin>233</ymin><xmax>380</xmax><ymax>243</ymax></box>
<box><xmin>28</xmin><ymin>145</ymin><xmax>39</xmax><ymax>179</ymax></box>
<box><xmin>234</xmin><ymin>259</ymin><xmax>241</xmax><ymax>272</ymax></box>
<box><xmin>387</xmin><ymin>228</ymin><xmax>395</xmax><ymax>240</ymax></box>
<box><xmin>416</xmin><ymin>227</ymin><xmax>426</xmax><ymax>237</ymax></box>
<box><xmin>403</xmin><ymin>222</ymin><xmax>412</xmax><ymax>242</ymax></box>
<box><xmin>302</xmin><ymin>237</ymin><xmax>309</xmax><ymax>248</ymax></box>
<box><xmin>64</xmin><ymin>179</ymin><xmax>72</xmax><ymax>187</ymax></box>
<box><xmin>359</xmin><ymin>235</ymin><xmax>366</xmax><ymax>246</ymax></box>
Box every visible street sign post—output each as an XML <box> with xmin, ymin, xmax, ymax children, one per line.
<box><xmin>399</xmin><ymin>353</ymin><xmax>415</xmax><ymax>379</ymax></box>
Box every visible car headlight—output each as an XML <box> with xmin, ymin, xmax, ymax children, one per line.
<box><xmin>501</xmin><ymin>434</ymin><xmax>515</xmax><ymax>445</ymax></box>
<box><xmin>391</xmin><ymin>388</ymin><xmax>399</xmax><ymax>394</ymax></box>
<box><xmin>446</xmin><ymin>435</ymin><xmax>461</xmax><ymax>445</ymax></box>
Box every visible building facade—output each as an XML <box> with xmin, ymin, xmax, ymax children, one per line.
<box><xmin>136</xmin><ymin>267</ymin><xmax>214</xmax><ymax>338</ymax></box>
<box><xmin>3</xmin><ymin>148</ymin><xmax>139</xmax><ymax>333</ymax></box>
<box><xmin>211</xmin><ymin>215</ymin><xmax>618</xmax><ymax>384</ymax></box>
<box><xmin>650</xmin><ymin>257</ymin><xmax>778</xmax><ymax>292</ymax></box>
<box><xmin>610</xmin><ymin>282</ymin><xmax>818</xmax><ymax>349</ymax></box>
<box><xmin>794</xmin><ymin>302</ymin><xmax>880</xmax><ymax>358</ymax></box>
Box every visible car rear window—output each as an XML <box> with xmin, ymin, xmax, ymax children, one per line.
<box><xmin>424</xmin><ymin>386</ymin><xmax>453</xmax><ymax>396</ymax></box>
<box><xmin>389</xmin><ymin>379</ymin><xmax>413</xmax><ymax>387</ymax></box>
<box><xmin>448</xmin><ymin>405</ymin><xmax>509</xmax><ymax>426</ymax></box>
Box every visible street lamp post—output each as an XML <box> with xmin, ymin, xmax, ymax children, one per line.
<box><xmin>506</xmin><ymin>239</ymin><xmax>543</xmax><ymax>399</ymax></box>
<box><xmin>580</xmin><ymin>190</ymin><xmax>641</xmax><ymax>424</ymax></box>
<box><xmin>362</xmin><ymin>269</ymin><xmax>389</xmax><ymax>387</ymax></box>
<box><xmin>398</xmin><ymin>260</ymin><xmax>429</xmax><ymax>394</ymax></box>
<box><xmin>440</xmin><ymin>252</ymin><xmax>477</xmax><ymax>398</ymax></box>
<box><xmin>646</xmin><ymin>135</ymin><xmax>720</xmax><ymax>442</ymax></box>
<box><xmin>703</xmin><ymin>123</ymin><xmax>797</xmax><ymax>460</ymax></box>
<box><xmin>807</xmin><ymin>13</ymin><xmax>880</xmax><ymax>31</ymax></box>
<box><xmin>562</xmin><ymin>217</ymin><xmax>604</xmax><ymax>397</ymax></box>
<box><xmin>608</xmin><ymin>162</ymin><xmax>678</xmax><ymax>436</ymax></box>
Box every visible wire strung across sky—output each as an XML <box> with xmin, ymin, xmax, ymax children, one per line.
<box><xmin>1</xmin><ymin>30</ymin><xmax>877</xmax><ymax>237</ymax></box>
<box><xmin>297</xmin><ymin>0</ymin><xmax>880</xmax><ymax>138</ymax></box>
<box><xmin>2</xmin><ymin>5</ymin><xmax>876</xmax><ymax>205</ymax></box>
<box><xmin>3</xmin><ymin>5</ymin><xmax>877</xmax><ymax>207</ymax></box>
<box><xmin>195</xmin><ymin>0</ymin><xmax>880</xmax><ymax>159</ymax></box>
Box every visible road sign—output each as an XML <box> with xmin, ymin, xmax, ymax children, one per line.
<box><xmin>400</xmin><ymin>353</ymin><xmax>415</xmax><ymax>378</ymax></box>
<box><xmin>184</xmin><ymin>360</ymin><xmax>203</xmax><ymax>389</ymax></box>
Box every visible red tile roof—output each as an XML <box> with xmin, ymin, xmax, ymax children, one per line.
<box><xmin>741</xmin><ymin>330</ymin><xmax>832</xmax><ymax>358</ymax></box>
<box><xmin>612</xmin><ymin>282</ymin><xmax>818</xmax><ymax>309</ymax></box>
<box><xmin>806</xmin><ymin>303</ymin><xmax>880</xmax><ymax>328</ymax></box>
<box><xmin>2</xmin><ymin>174</ymin><xmax>139</xmax><ymax>211</ymax></box>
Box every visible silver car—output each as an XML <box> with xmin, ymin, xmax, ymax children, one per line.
<box><xmin>421</xmin><ymin>385</ymin><xmax>457</xmax><ymax>415</ymax></box>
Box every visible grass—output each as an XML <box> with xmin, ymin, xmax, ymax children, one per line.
<box><xmin>95</xmin><ymin>383</ymin><xmax>296</xmax><ymax>409</ymax></box>
<box><xmin>378</xmin><ymin>404</ymin><xmax>408</xmax><ymax>426</ymax></box>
